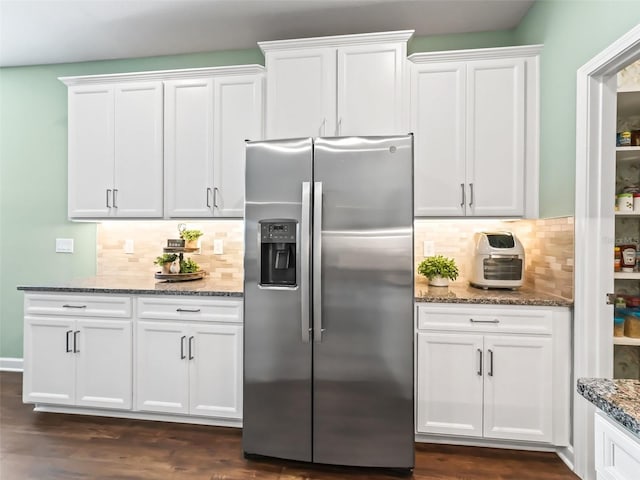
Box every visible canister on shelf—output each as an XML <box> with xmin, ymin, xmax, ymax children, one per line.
<box><xmin>620</xmin><ymin>244</ymin><xmax>637</xmax><ymax>272</ymax></box>
<box><xmin>624</xmin><ymin>311</ymin><xmax>640</xmax><ymax>338</ymax></box>
<box><xmin>618</xmin><ymin>131</ymin><xmax>632</xmax><ymax>146</ymax></box>
<box><xmin>634</xmin><ymin>193</ymin><xmax>640</xmax><ymax>212</ymax></box>
<box><xmin>617</xmin><ymin>193</ymin><xmax>634</xmax><ymax>212</ymax></box>
<box><xmin>615</xmin><ymin>246</ymin><xmax>621</xmax><ymax>272</ymax></box>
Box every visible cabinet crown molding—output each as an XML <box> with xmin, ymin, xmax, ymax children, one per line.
<box><xmin>59</xmin><ymin>64</ymin><xmax>265</xmax><ymax>86</ymax></box>
<box><xmin>409</xmin><ymin>44</ymin><xmax>543</xmax><ymax>64</ymax></box>
<box><xmin>259</xmin><ymin>30</ymin><xmax>414</xmax><ymax>52</ymax></box>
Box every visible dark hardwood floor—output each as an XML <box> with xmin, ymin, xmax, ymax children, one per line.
<box><xmin>0</xmin><ymin>372</ymin><xmax>578</xmax><ymax>479</ymax></box>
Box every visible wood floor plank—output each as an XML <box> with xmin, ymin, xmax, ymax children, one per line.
<box><xmin>0</xmin><ymin>372</ymin><xmax>577</xmax><ymax>479</ymax></box>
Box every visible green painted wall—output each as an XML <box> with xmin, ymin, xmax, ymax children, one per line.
<box><xmin>409</xmin><ymin>29</ymin><xmax>516</xmax><ymax>54</ymax></box>
<box><xmin>514</xmin><ymin>0</ymin><xmax>640</xmax><ymax>217</ymax></box>
<box><xmin>0</xmin><ymin>48</ymin><xmax>263</xmax><ymax>358</ymax></box>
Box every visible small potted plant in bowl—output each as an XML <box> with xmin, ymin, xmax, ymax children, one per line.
<box><xmin>180</xmin><ymin>229</ymin><xmax>204</xmax><ymax>249</ymax></box>
<box><xmin>154</xmin><ymin>253</ymin><xmax>178</xmax><ymax>274</ymax></box>
<box><xmin>180</xmin><ymin>257</ymin><xmax>201</xmax><ymax>273</ymax></box>
<box><xmin>417</xmin><ymin>255</ymin><xmax>459</xmax><ymax>287</ymax></box>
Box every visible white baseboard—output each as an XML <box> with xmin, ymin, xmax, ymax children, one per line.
<box><xmin>556</xmin><ymin>444</ymin><xmax>575</xmax><ymax>472</ymax></box>
<box><xmin>0</xmin><ymin>357</ymin><xmax>23</xmax><ymax>372</ymax></box>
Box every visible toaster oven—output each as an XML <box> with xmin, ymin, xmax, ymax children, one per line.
<box><xmin>469</xmin><ymin>232</ymin><xmax>525</xmax><ymax>289</ymax></box>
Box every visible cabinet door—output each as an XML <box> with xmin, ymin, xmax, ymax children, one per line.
<box><xmin>466</xmin><ymin>59</ymin><xmax>525</xmax><ymax>217</ymax></box>
<box><xmin>213</xmin><ymin>75</ymin><xmax>263</xmax><ymax>217</ymax></box>
<box><xmin>113</xmin><ymin>82</ymin><xmax>163</xmax><ymax>218</ymax></box>
<box><xmin>265</xmin><ymin>48</ymin><xmax>336</xmax><ymax>139</ymax></box>
<box><xmin>411</xmin><ymin>62</ymin><xmax>466</xmax><ymax>216</ymax></box>
<box><xmin>164</xmin><ymin>79</ymin><xmax>215</xmax><ymax>217</ymax></box>
<box><xmin>416</xmin><ymin>332</ymin><xmax>483</xmax><ymax>437</ymax></box>
<box><xmin>75</xmin><ymin>319</ymin><xmax>132</xmax><ymax>410</ymax></box>
<box><xmin>188</xmin><ymin>324</ymin><xmax>243</xmax><ymax>418</ymax></box>
<box><xmin>483</xmin><ymin>335</ymin><xmax>552</xmax><ymax>442</ymax></box>
<box><xmin>135</xmin><ymin>321</ymin><xmax>189</xmax><ymax>414</ymax></box>
<box><xmin>67</xmin><ymin>85</ymin><xmax>114</xmax><ymax>218</ymax></box>
<box><xmin>337</xmin><ymin>42</ymin><xmax>407</xmax><ymax>136</ymax></box>
<box><xmin>23</xmin><ymin>317</ymin><xmax>75</xmax><ymax>405</ymax></box>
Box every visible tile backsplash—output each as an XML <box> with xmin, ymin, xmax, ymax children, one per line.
<box><xmin>97</xmin><ymin>216</ymin><xmax>574</xmax><ymax>300</ymax></box>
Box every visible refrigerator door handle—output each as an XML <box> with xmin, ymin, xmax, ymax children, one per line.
<box><xmin>300</xmin><ymin>181</ymin><xmax>312</xmax><ymax>343</ymax></box>
<box><xmin>313</xmin><ymin>181</ymin><xmax>324</xmax><ymax>342</ymax></box>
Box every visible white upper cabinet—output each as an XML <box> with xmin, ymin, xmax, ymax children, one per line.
<box><xmin>261</xmin><ymin>30</ymin><xmax>413</xmax><ymax>139</ymax></box>
<box><xmin>164</xmin><ymin>78</ymin><xmax>215</xmax><ymax>218</ymax></box>
<box><xmin>61</xmin><ymin>66</ymin><xmax>264</xmax><ymax>220</ymax></box>
<box><xmin>66</xmin><ymin>81</ymin><xmax>163</xmax><ymax>219</ymax></box>
<box><xmin>410</xmin><ymin>45</ymin><xmax>540</xmax><ymax>218</ymax></box>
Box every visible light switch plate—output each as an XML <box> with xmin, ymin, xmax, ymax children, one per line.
<box><xmin>423</xmin><ymin>240</ymin><xmax>435</xmax><ymax>257</ymax></box>
<box><xmin>213</xmin><ymin>239</ymin><xmax>224</xmax><ymax>255</ymax></box>
<box><xmin>124</xmin><ymin>239</ymin><xmax>134</xmax><ymax>254</ymax></box>
<box><xmin>55</xmin><ymin>238</ymin><xmax>74</xmax><ymax>253</ymax></box>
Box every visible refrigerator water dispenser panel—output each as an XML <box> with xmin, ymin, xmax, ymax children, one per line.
<box><xmin>259</xmin><ymin>220</ymin><xmax>297</xmax><ymax>286</ymax></box>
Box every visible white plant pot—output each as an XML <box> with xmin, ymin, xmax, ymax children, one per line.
<box><xmin>429</xmin><ymin>276</ymin><xmax>449</xmax><ymax>287</ymax></box>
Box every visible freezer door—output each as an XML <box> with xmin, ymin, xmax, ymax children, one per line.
<box><xmin>243</xmin><ymin>137</ymin><xmax>313</xmax><ymax>462</ymax></box>
<box><xmin>312</xmin><ymin>136</ymin><xmax>415</xmax><ymax>468</ymax></box>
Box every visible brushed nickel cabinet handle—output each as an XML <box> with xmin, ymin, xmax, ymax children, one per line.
<box><xmin>66</xmin><ymin>330</ymin><xmax>73</xmax><ymax>353</ymax></box>
<box><xmin>106</xmin><ymin>189</ymin><xmax>111</xmax><ymax>208</ymax></box>
<box><xmin>213</xmin><ymin>187</ymin><xmax>219</xmax><ymax>209</ymax></box>
<box><xmin>63</xmin><ymin>304</ymin><xmax>87</xmax><ymax>309</ymax></box>
<box><xmin>73</xmin><ymin>331</ymin><xmax>80</xmax><ymax>353</ymax></box>
<box><xmin>113</xmin><ymin>189</ymin><xmax>118</xmax><ymax>208</ymax></box>
<box><xmin>477</xmin><ymin>348</ymin><xmax>483</xmax><ymax>376</ymax></box>
<box><xmin>206</xmin><ymin>187</ymin><xmax>212</xmax><ymax>208</ymax></box>
<box><xmin>460</xmin><ymin>183</ymin><xmax>465</xmax><ymax>207</ymax></box>
<box><xmin>488</xmin><ymin>349</ymin><xmax>494</xmax><ymax>377</ymax></box>
<box><xmin>469</xmin><ymin>183</ymin><xmax>474</xmax><ymax>207</ymax></box>
<box><xmin>469</xmin><ymin>318</ymin><xmax>500</xmax><ymax>324</ymax></box>
<box><xmin>180</xmin><ymin>335</ymin><xmax>186</xmax><ymax>359</ymax></box>
<box><xmin>188</xmin><ymin>336</ymin><xmax>194</xmax><ymax>360</ymax></box>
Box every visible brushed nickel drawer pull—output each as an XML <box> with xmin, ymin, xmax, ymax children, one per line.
<box><xmin>63</xmin><ymin>304</ymin><xmax>87</xmax><ymax>309</ymax></box>
<box><xmin>469</xmin><ymin>318</ymin><xmax>500</xmax><ymax>324</ymax></box>
<box><xmin>176</xmin><ymin>308</ymin><xmax>201</xmax><ymax>313</ymax></box>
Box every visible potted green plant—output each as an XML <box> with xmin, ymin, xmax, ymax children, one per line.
<box><xmin>180</xmin><ymin>257</ymin><xmax>201</xmax><ymax>273</ymax></box>
<box><xmin>417</xmin><ymin>255</ymin><xmax>459</xmax><ymax>287</ymax></box>
<box><xmin>154</xmin><ymin>253</ymin><xmax>178</xmax><ymax>274</ymax></box>
<box><xmin>180</xmin><ymin>229</ymin><xmax>204</xmax><ymax>249</ymax></box>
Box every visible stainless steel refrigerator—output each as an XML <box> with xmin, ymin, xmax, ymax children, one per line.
<box><xmin>243</xmin><ymin>135</ymin><xmax>414</xmax><ymax>469</ymax></box>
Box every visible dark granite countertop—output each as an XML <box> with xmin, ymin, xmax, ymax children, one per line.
<box><xmin>18</xmin><ymin>277</ymin><xmax>572</xmax><ymax>306</ymax></box>
<box><xmin>17</xmin><ymin>276</ymin><xmax>243</xmax><ymax>298</ymax></box>
<box><xmin>577</xmin><ymin>378</ymin><xmax>640</xmax><ymax>438</ymax></box>
<box><xmin>415</xmin><ymin>283</ymin><xmax>573</xmax><ymax>307</ymax></box>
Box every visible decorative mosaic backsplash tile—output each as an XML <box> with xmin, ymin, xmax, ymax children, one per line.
<box><xmin>413</xmin><ymin>217</ymin><xmax>574</xmax><ymax>300</ymax></box>
<box><xmin>97</xmin><ymin>221</ymin><xmax>244</xmax><ymax>291</ymax></box>
<box><xmin>97</xmin><ymin>217</ymin><xmax>574</xmax><ymax>300</ymax></box>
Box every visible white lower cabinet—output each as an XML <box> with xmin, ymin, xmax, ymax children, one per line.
<box><xmin>595</xmin><ymin>410</ymin><xmax>640</xmax><ymax>480</ymax></box>
<box><xmin>23</xmin><ymin>294</ymin><xmax>133</xmax><ymax>409</ymax></box>
<box><xmin>134</xmin><ymin>297</ymin><xmax>243</xmax><ymax>420</ymax></box>
<box><xmin>416</xmin><ymin>304</ymin><xmax>571</xmax><ymax>446</ymax></box>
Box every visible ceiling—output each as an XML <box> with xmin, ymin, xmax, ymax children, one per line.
<box><xmin>0</xmin><ymin>0</ymin><xmax>535</xmax><ymax>68</ymax></box>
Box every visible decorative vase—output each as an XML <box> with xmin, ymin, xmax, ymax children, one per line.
<box><xmin>161</xmin><ymin>263</ymin><xmax>172</xmax><ymax>275</ymax></box>
<box><xmin>429</xmin><ymin>276</ymin><xmax>449</xmax><ymax>287</ymax></box>
<box><xmin>185</xmin><ymin>239</ymin><xmax>198</xmax><ymax>249</ymax></box>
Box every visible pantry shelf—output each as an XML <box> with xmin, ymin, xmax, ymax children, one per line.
<box><xmin>613</xmin><ymin>336</ymin><xmax>640</xmax><ymax>346</ymax></box>
<box><xmin>616</xmin><ymin>146</ymin><xmax>640</xmax><ymax>161</ymax></box>
<box><xmin>615</xmin><ymin>212</ymin><xmax>640</xmax><ymax>217</ymax></box>
<box><xmin>613</xmin><ymin>272</ymin><xmax>640</xmax><ymax>279</ymax></box>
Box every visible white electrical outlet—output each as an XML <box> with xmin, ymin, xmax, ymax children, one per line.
<box><xmin>423</xmin><ymin>240</ymin><xmax>435</xmax><ymax>257</ymax></box>
<box><xmin>213</xmin><ymin>239</ymin><xmax>224</xmax><ymax>255</ymax></box>
<box><xmin>124</xmin><ymin>239</ymin><xmax>134</xmax><ymax>254</ymax></box>
<box><xmin>55</xmin><ymin>238</ymin><xmax>74</xmax><ymax>253</ymax></box>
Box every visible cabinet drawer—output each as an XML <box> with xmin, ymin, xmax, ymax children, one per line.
<box><xmin>137</xmin><ymin>297</ymin><xmax>243</xmax><ymax>323</ymax></box>
<box><xmin>25</xmin><ymin>294</ymin><xmax>132</xmax><ymax>318</ymax></box>
<box><xmin>417</xmin><ymin>305</ymin><xmax>552</xmax><ymax>335</ymax></box>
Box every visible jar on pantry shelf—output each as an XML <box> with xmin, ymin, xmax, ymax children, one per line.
<box><xmin>614</xmin><ymin>316</ymin><xmax>625</xmax><ymax>337</ymax></box>
<box><xmin>620</xmin><ymin>244</ymin><xmax>637</xmax><ymax>272</ymax></box>
<box><xmin>617</xmin><ymin>193</ymin><xmax>634</xmax><ymax>212</ymax></box>
<box><xmin>624</xmin><ymin>311</ymin><xmax>640</xmax><ymax>338</ymax></box>
<box><xmin>615</xmin><ymin>246</ymin><xmax>621</xmax><ymax>272</ymax></box>
<box><xmin>633</xmin><ymin>193</ymin><xmax>640</xmax><ymax>212</ymax></box>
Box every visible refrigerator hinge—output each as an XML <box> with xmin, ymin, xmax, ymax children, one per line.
<box><xmin>606</xmin><ymin>293</ymin><xmax>616</xmax><ymax>305</ymax></box>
